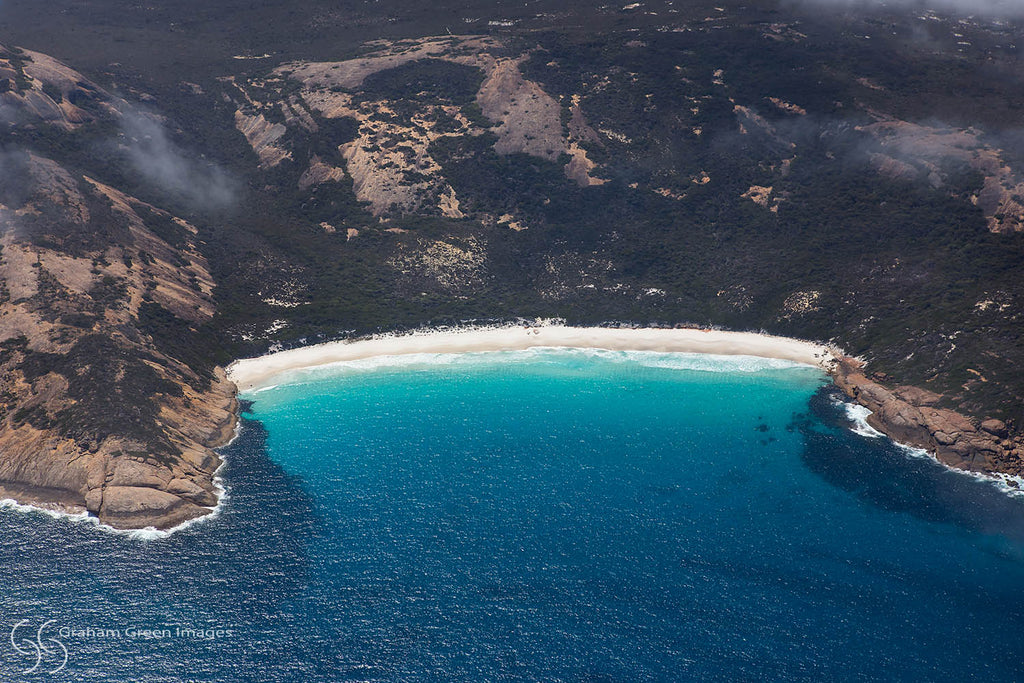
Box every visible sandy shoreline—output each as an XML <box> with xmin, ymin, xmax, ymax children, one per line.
<box><xmin>227</xmin><ymin>325</ymin><xmax>840</xmax><ymax>391</ymax></box>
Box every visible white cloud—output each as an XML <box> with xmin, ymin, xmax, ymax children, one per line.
<box><xmin>118</xmin><ymin>108</ymin><xmax>237</xmax><ymax>212</ymax></box>
<box><xmin>797</xmin><ymin>0</ymin><xmax>1024</xmax><ymax>18</ymax></box>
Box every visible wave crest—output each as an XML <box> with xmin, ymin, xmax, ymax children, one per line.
<box><xmin>246</xmin><ymin>347</ymin><xmax>817</xmax><ymax>393</ymax></box>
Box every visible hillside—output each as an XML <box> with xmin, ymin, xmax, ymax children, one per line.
<box><xmin>0</xmin><ymin>1</ymin><xmax>1023</xmax><ymax>526</ymax></box>
<box><xmin>0</xmin><ymin>45</ymin><xmax>236</xmax><ymax>528</ymax></box>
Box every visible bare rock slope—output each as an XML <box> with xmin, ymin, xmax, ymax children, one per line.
<box><xmin>229</xmin><ymin>36</ymin><xmax>605</xmax><ymax>219</ymax></box>
<box><xmin>832</xmin><ymin>358</ymin><xmax>1023</xmax><ymax>479</ymax></box>
<box><xmin>0</xmin><ymin>46</ymin><xmax>236</xmax><ymax>529</ymax></box>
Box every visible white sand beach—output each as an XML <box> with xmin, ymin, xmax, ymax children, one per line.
<box><xmin>227</xmin><ymin>325</ymin><xmax>839</xmax><ymax>391</ymax></box>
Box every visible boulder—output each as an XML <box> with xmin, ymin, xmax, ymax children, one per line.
<box><xmin>108</xmin><ymin>458</ymin><xmax>172</xmax><ymax>489</ymax></box>
<box><xmin>981</xmin><ymin>419</ymin><xmax>1009</xmax><ymax>438</ymax></box>
<box><xmin>894</xmin><ymin>385</ymin><xmax>942</xmax><ymax>407</ymax></box>
<box><xmin>167</xmin><ymin>477</ymin><xmax>218</xmax><ymax>507</ymax></box>
<box><xmin>98</xmin><ymin>486</ymin><xmax>209</xmax><ymax>529</ymax></box>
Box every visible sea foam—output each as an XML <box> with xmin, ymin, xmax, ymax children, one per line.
<box><xmin>840</xmin><ymin>401</ymin><xmax>886</xmax><ymax>438</ymax></box>
<box><xmin>838</xmin><ymin>399</ymin><xmax>1024</xmax><ymax>500</ymax></box>
<box><xmin>241</xmin><ymin>347</ymin><xmax>817</xmax><ymax>396</ymax></box>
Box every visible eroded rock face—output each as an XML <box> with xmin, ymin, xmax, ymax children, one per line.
<box><xmin>0</xmin><ymin>53</ymin><xmax>239</xmax><ymax>530</ymax></box>
<box><xmin>831</xmin><ymin>358</ymin><xmax>1022</xmax><ymax>476</ymax></box>
<box><xmin>0</xmin><ymin>365</ymin><xmax>237</xmax><ymax>529</ymax></box>
<box><xmin>0</xmin><ymin>333</ymin><xmax>238</xmax><ymax>528</ymax></box>
<box><xmin>234</xmin><ymin>110</ymin><xmax>290</xmax><ymax>168</ymax></box>
<box><xmin>476</xmin><ymin>56</ymin><xmax>565</xmax><ymax>160</ymax></box>
<box><xmin>0</xmin><ymin>44</ymin><xmax>110</xmax><ymax>131</ymax></box>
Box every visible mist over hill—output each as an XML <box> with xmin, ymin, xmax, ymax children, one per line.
<box><xmin>1</xmin><ymin>0</ymin><xmax>1023</xmax><ymax>525</ymax></box>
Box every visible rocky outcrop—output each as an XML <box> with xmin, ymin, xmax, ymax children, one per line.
<box><xmin>476</xmin><ymin>56</ymin><xmax>565</xmax><ymax>161</ymax></box>
<box><xmin>0</xmin><ymin>372</ymin><xmax>237</xmax><ymax>529</ymax></box>
<box><xmin>298</xmin><ymin>155</ymin><xmax>345</xmax><ymax>190</ymax></box>
<box><xmin>0</xmin><ymin>55</ymin><xmax>240</xmax><ymax>530</ymax></box>
<box><xmin>831</xmin><ymin>357</ymin><xmax>1023</xmax><ymax>477</ymax></box>
<box><xmin>860</xmin><ymin>121</ymin><xmax>1024</xmax><ymax>233</ymax></box>
<box><xmin>234</xmin><ymin>110</ymin><xmax>290</xmax><ymax>168</ymax></box>
<box><xmin>0</xmin><ymin>44</ymin><xmax>109</xmax><ymax>131</ymax></box>
<box><xmin>231</xmin><ymin>36</ymin><xmax>609</xmax><ymax>219</ymax></box>
<box><xmin>278</xmin><ymin>36</ymin><xmax>502</xmax><ymax>91</ymax></box>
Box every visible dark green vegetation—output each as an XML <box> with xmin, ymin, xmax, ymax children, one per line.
<box><xmin>0</xmin><ymin>0</ymin><xmax>730</xmax><ymax>84</ymax></box>
<box><xmin>360</xmin><ymin>59</ymin><xmax>484</xmax><ymax>106</ymax></box>
<box><xmin>17</xmin><ymin>335</ymin><xmax>181</xmax><ymax>449</ymax></box>
<box><xmin>1</xmin><ymin>0</ymin><xmax>1022</xmax><ymax>435</ymax></box>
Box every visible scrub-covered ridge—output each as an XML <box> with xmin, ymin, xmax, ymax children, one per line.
<box><xmin>1</xmin><ymin>0</ymin><xmax>1023</xmax><ymax>526</ymax></box>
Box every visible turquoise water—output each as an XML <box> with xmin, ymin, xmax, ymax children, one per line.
<box><xmin>3</xmin><ymin>348</ymin><xmax>1024</xmax><ymax>681</ymax></box>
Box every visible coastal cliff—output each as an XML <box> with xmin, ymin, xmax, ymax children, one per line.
<box><xmin>0</xmin><ymin>370</ymin><xmax>236</xmax><ymax>529</ymax></box>
<box><xmin>0</xmin><ymin>45</ymin><xmax>238</xmax><ymax>529</ymax></box>
<box><xmin>831</xmin><ymin>357</ymin><xmax>1023</xmax><ymax>480</ymax></box>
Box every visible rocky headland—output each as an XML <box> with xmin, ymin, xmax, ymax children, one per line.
<box><xmin>831</xmin><ymin>357</ymin><xmax>1023</xmax><ymax>481</ymax></box>
<box><xmin>0</xmin><ymin>44</ymin><xmax>240</xmax><ymax>529</ymax></box>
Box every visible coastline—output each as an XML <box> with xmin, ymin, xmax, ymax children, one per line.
<box><xmin>0</xmin><ymin>371</ymin><xmax>240</xmax><ymax>539</ymax></box>
<box><xmin>229</xmin><ymin>323</ymin><xmax>1022</xmax><ymax>501</ymax></box>
<box><xmin>228</xmin><ymin>324</ymin><xmax>839</xmax><ymax>391</ymax></box>
<box><xmin>831</xmin><ymin>357</ymin><xmax>1023</xmax><ymax>482</ymax></box>
<box><xmin>0</xmin><ymin>415</ymin><xmax>240</xmax><ymax>540</ymax></box>
<box><xmin>6</xmin><ymin>325</ymin><xmax>1020</xmax><ymax>537</ymax></box>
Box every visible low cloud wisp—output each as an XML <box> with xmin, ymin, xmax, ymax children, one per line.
<box><xmin>118</xmin><ymin>108</ymin><xmax>237</xmax><ymax>212</ymax></box>
<box><xmin>794</xmin><ymin>0</ymin><xmax>1024</xmax><ymax>18</ymax></box>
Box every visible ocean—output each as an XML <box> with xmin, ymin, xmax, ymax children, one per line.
<box><xmin>2</xmin><ymin>348</ymin><xmax>1024</xmax><ymax>681</ymax></box>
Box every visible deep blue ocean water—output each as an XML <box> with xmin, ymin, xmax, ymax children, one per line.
<box><xmin>3</xmin><ymin>348</ymin><xmax>1024</xmax><ymax>682</ymax></box>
